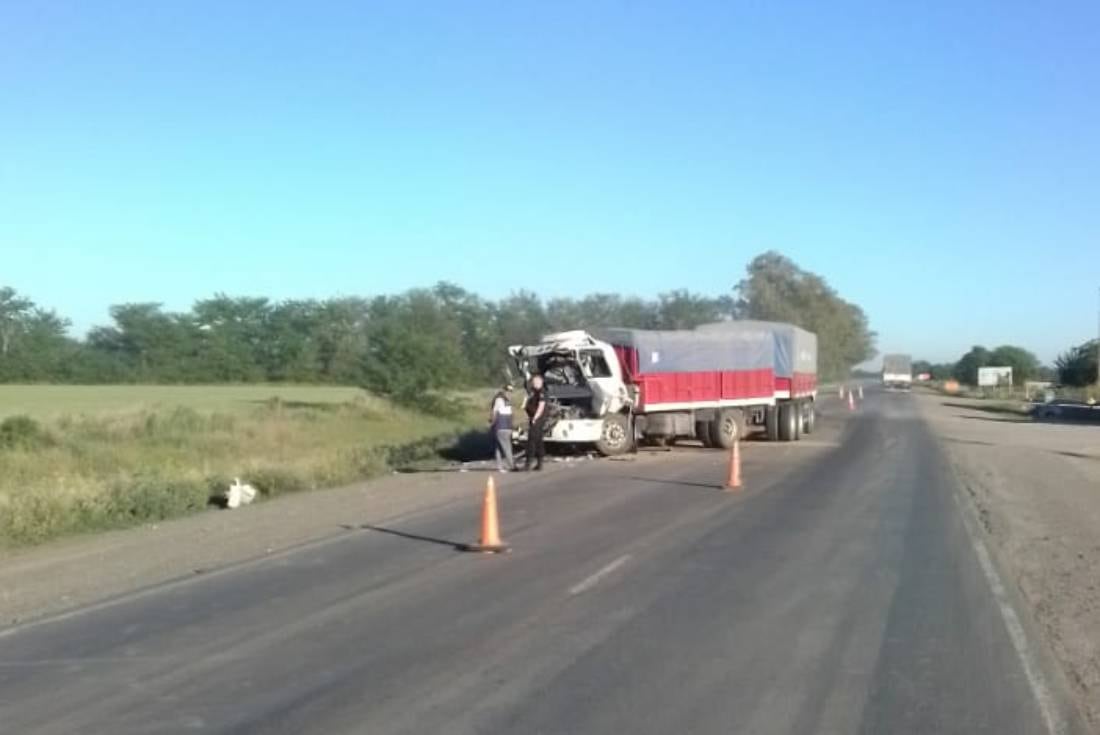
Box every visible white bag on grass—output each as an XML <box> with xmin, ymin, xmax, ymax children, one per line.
<box><xmin>226</xmin><ymin>478</ymin><xmax>258</xmax><ymax>509</ymax></box>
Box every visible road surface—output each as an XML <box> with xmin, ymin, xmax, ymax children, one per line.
<box><xmin>0</xmin><ymin>390</ymin><xmax>1082</xmax><ymax>734</ymax></box>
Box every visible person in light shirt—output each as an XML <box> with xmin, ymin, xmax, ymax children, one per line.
<box><xmin>489</xmin><ymin>383</ymin><xmax>517</xmax><ymax>472</ymax></box>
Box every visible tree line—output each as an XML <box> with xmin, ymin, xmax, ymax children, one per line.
<box><xmin>0</xmin><ymin>252</ymin><xmax>877</xmax><ymax>401</ymax></box>
<box><xmin>914</xmin><ymin>339</ymin><xmax>1098</xmax><ymax>388</ymax></box>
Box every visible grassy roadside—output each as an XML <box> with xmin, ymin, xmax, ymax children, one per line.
<box><xmin>0</xmin><ymin>385</ymin><xmax>487</xmax><ymax>547</ymax></box>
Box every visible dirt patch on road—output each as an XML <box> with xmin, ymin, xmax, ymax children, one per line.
<box><xmin>918</xmin><ymin>393</ymin><xmax>1100</xmax><ymax>730</ymax></box>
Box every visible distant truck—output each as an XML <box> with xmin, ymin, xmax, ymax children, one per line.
<box><xmin>882</xmin><ymin>354</ymin><xmax>913</xmax><ymax>390</ymax></box>
<box><xmin>507</xmin><ymin>321</ymin><xmax>818</xmax><ymax>456</ymax></box>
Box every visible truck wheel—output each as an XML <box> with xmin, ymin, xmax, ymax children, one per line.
<box><xmin>596</xmin><ymin>414</ymin><xmax>631</xmax><ymax>456</ymax></box>
<box><xmin>696</xmin><ymin>421</ymin><xmax>715</xmax><ymax>448</ymax></box>
<box><xmin>802</xmin><ymin>402</ymin><xmax>816</xmax><ymax>434</ymax></box>
<box><xmin>764</xmin><ymin>406</ymin><xmax>779</xmax><ymax>442</ymax></box>
<box><xmin>711</xmin><ymin>408</ymin><xmax>744</xmax><ymax>449</ymax></box>
<box><xmin>778</xmin><ymin>402</ymin><xmax>797</xmax><ymax>441</ymax></box>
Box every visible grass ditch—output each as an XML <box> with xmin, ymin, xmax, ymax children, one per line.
<box><xmin>0</xmin><ymin>390</ymin><xmax>490</xmax><ymax>547</ymax></box>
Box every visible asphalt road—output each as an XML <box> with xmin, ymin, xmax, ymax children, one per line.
<box><xmin>0</xmin><ymin>390</ymin><xmax>1082</xmax><ymax>734</ymax></box>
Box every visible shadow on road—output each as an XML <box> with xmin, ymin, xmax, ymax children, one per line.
<box><xmin>1053</xmin><ymin>450</ymin><xmax>1100</xmax><ymax>462</ymax></box>
<box><xmin>941</xmin><ymin>436</ymin><xmax>997</xmax><ymax>447</ymax></box>
<box><xmin>356</xmin><ymin>524</ymin><xmax>468</xmax><ymax>551</ymax></box>
<box><xmin>625</xmin><ymin>475</ymin><xmax>722</xmax><ymax>491</ymax></box>
<box><xmin>954</xmin><ymin>414</ymin><xmax>1030</xmax><ymax>424</ymax></box>
<box><xmin>942</xmin><ymin>401</ymin><xmax>1027</xmax><ymax>417</ymax></box>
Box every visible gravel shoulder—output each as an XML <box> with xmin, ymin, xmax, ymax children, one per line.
<box><xmin>917</xmin><ymin>391</ymin><xmax>1100</xmax><ymax>731</ymax></box>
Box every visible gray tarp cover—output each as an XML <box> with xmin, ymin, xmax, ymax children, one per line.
<box><xmin>696</xmin><ymin>320</ymin><xmax>817</xmax><ymax>378</ymax></box>
<box><xmin>594</xmin><ymin>326</ymin><xmax>774</xmax><ymax>375</ymax></box>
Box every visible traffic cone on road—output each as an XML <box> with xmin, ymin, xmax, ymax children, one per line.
<box><xmin>838</xmin><ymin>385</ymin><xmax>845</xmax><ymax>399</ymax></box>
<box><xmin>848</xmin><ymin>390</ymin><xmax>856</xmax><ymax>412</ymax></box>
<box><xmin>725</xmin><ymin>439</ymin><xmax>742</xmax><ymax>490</ymax></box>
<box><xmin>858</xmin><ymin>384</ymin><xmax>864</xmax><ymax>400</ymax></box>
<box><xmin>464</xmin><ymin>476</ymin><xmax>510</xmax><ymax>553</ymax></box>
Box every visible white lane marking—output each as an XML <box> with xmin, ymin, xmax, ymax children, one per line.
<box><xmin>951</xmin><ymin>490</ymin><xmax>1066</xmax><ymax>735</ymax></box>
<box><xmin>569</xmin><ymin>555</ymin><xmax>631</xmax><ymax>596</ymax></box>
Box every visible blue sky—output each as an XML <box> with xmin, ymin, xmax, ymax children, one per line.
<box><xmin>2</xmin><ymin>1</ymin><xmax>1098</xmax><ymax>364</ymax></box>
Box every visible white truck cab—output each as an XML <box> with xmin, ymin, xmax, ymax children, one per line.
<box><xmin>508</xmin><ymin>331</ymin><xmax>635</xmax><ymax>454</ymax></box>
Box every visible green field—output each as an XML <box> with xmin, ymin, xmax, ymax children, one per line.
<box><xmin>0</xmin><ymin>384</ymin><xmax>368</xmax><ymax>420</ymax></box>
<box><xmin>0</xmin><ymin>385</ymin><xmax>485</xmax><ymax>546</ymax></box>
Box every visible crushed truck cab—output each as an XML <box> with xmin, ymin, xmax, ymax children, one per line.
<box><xmin>508</xmin><ymin>331</ymin><xmax>635</xmax><ymax>455</ymax></box>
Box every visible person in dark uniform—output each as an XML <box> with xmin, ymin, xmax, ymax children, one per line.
<box><xmin>523</xmin><ymin>375</ymin><xmax>547</xmax><ymax>471</ymax></box>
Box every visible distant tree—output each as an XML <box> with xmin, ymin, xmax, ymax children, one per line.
<box><xmin>1036</xmin><ymin>364</ymin><xmax>1057</xmax><ymax>382</ymax></box>
<box><xmin>496</xmin><ymin>291</ymin><xmax>551</xmax><ymax>348</ymax></box>
<box><xmin>432</xmin><ymin>283</ymin><xmax>499</xmax><ymax>386</ymax></box>
<box><xmin>988</xmin><ymin>345</ymin><xmax>1040</xmax><ymax>383</ymax></box>
<box><xmin>0</xmin><ymin>287</ymin><xmax>34</xmax><ymax>357</ymax></box>
<box><xmin>1055</xmin><ymin>339</ymin><xmax>1099</xmax><ymax>387</ymax></box>
<box><xmin>0</xmin><ymin>291</ymin><xmax>74</xmax><ymax>382</ymax></box>
<box><xmin>190</xmin><ymin>295</ymin><xmax>271</xmax><ymax>382</ymax></box>
<box><xmin>88</xmin><ymin>303</ymin><xmax>196</xmax><ymax>381</ymax></box>
<box><xmin>734</xmin><ymin>251</ymin><xmax>876</xmax><ymax>380</ymax></box>
<box><xmin>654</xmin><ymin>290</ymin><xmax>732</xmax><ymax>330</ymax></box>
<box><xmin>930</xmin><ymin>363</ymin><xmax>954</xmax><ymax>380</ymax></box>
<box><xmin>310</xmin><ymin>297</ymin><xmax>370</xmax><ymax>383</ymax></box>
<box><xmin>911</xmin><ymin>360</ymin><xmax>954</xmax><ymax>381</ymax></box>
<box><xmin>952</xmin><ymin>346</ymin><xmax>991</xmax><ymax>385</ymax></box>
<box><xmin>361</xmin><ymin>291</ymin><xmax>465</xmax><ymax>403</ymax></box>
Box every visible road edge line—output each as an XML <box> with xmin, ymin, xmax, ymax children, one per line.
<box><xmin>948</xmin><ymin>471</ymin><xmax>1077</xmax><ymax>735</ymax></box>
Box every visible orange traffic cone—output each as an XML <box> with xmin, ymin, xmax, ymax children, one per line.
<box><xmin>858</xmin><ymin>384</ymin><xmax>864</xmax><ymax>400</ymax></box>
<box><xmin>465</xmin><ymin>476</ymin><xmax>510</xmax><ymax>553</ymax></box>
<box><xmin>838</xmin><ymin>385</ymin><xmax>845</xmax><ymax>399</ymax></box>
<box><xmin>848</xmin><ymin>390</ymin><xmax>856</xmax><ymax>412</ymax></box>
<box><xmin>725</xmin><ymin>439</ymin><xmax>742</xmax><ymax>490</ymax></box>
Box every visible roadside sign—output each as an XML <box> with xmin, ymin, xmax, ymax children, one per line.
<box><xmin>977</xmin><ymin>366</ymin><xmax>1013</xmax><ymax>388</ymax></box>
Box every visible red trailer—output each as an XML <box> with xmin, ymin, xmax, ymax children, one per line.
<box><xmin>595</xmin><ymin>325</ymin><xmax>790</xmax><ymax>447</ymax></box>
<box><xmin>697</xmin><ymin>320</ymin><xmax>819</xmax><ymax>438</ymax></box>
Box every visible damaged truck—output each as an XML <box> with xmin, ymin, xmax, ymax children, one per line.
<box><xmin>507</xmin><ymin>321</ymin><xmax>817</xmax><ymax>456</ymax></box>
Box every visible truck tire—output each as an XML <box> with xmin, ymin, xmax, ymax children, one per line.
<box><xmin>802</xmin><ymin>402</ymin><xmax>816</xmax><ymax>434</ymax></box>
<box><xmin>696</xmin><ymin>421</ymin><xmax>715</xmax><ymax>448</ymax></box>
<box><xmin>711</xmin><ymin>408</ymin><xmax>744</xmax><ymax>449</ymax></box>
<box><xmin>778</xmin><ymin>402</ymin><xmax>798</xmax><ymax>441</ymax></box>
<box><xmin>596</xmin><ymin>414</ymin><xmax>631</xmax><ymax>456</ymax></box>
<box><xmin>764</xmin><ymin>406</ymin><xmax>779</xmax><ymax>442</ymax></box>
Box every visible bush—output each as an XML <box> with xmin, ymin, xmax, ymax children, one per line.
<box><xmin>245</xmin><ymin>466</ymin><xmax>309</xmax><ymax>497</ymax></box>
<box><xmin>106</xmin><ymin>474</ymin><xmax>212</xmax><ymax>522</ymax></box>
<box><xmin>0</xmin><ymin>415</ymin><xmax>55</xmax><ymax>450</ymax></box>
<box><xmin>0</xmin><ymin>491</ymin><xmax>70</xmax><ymax>544</ymax></box>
